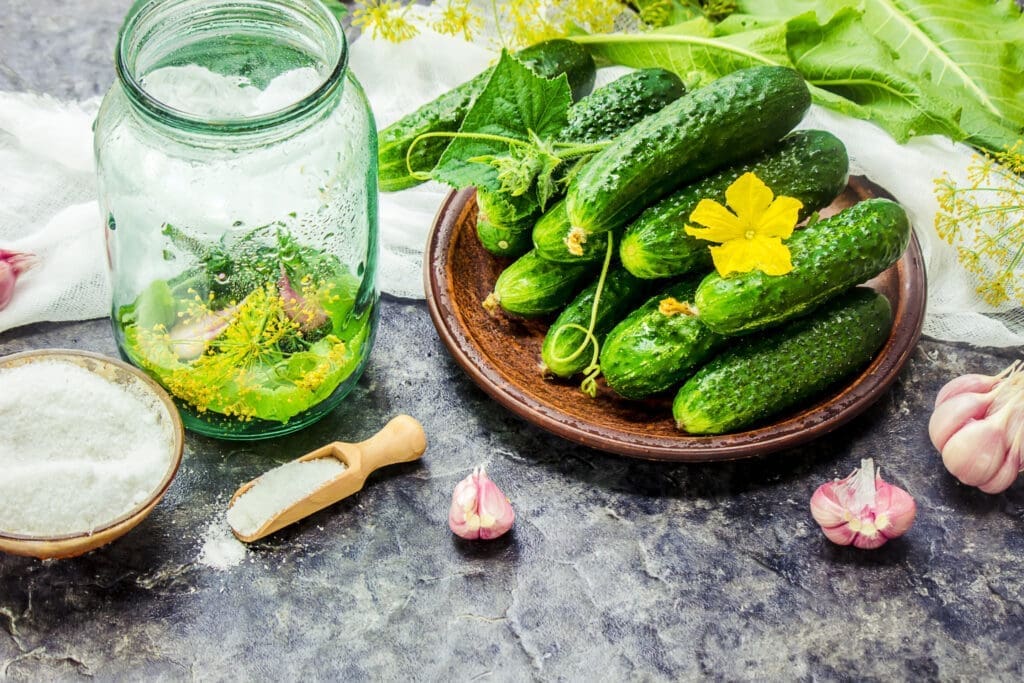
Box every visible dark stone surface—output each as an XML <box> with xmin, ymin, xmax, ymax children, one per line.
<box><xmin>2</xmin><ymin>2</ymin><xmax>1024</xmax><ymax>680</ymax></box>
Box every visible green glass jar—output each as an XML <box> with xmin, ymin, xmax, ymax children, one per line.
<box><xmin>95</xmin><ymin>0</ymin><xmax>378</xmax><ymax>440</ymax></box>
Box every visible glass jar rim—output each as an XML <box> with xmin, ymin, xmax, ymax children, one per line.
<box><xmin>116</xmin><ymin>0</ymin><xmax>348</xmax><ymax>134</ymax></box>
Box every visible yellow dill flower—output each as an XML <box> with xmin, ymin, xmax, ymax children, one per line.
<box><xmin>566</xmin><ymin>0</ymin><xmax>624</xmax><ymax>35</ymax></box>
<box><xmin>433</xmin><ymin>0</ymin><xmax>482</xmax><ymax>41</ymax></box>
<box><xmin>353</xmin><ymin>1</ymin><xmax>419</xmax><ymax>42</ymax></box>
<box><xmin>502</xmin><ymin>0</ymin><xmax>564</xmax><ymax>48</ymax></box>
<box><xmin>634</xmin><ymin>0</ymin><xmax>673</xmax><ymax>27</ymax></box>
<box><xmin>350</xmin><ymin>0</ymin><xmax>637</xmax><ymax>48</ymax></box>
<box><xmin>209</xmin><ymin>284</ymin><xmax>295</xmax><ymax>370</ymax></box>
<box><xmin>935</xmin><ymin>140</ymin><xmax>1024</xmax><ymax>308</ymax></box>
<box><xmin>685</xmin><ymin>172</ymin><xmax>802</xmax><ymax>277</ymax></box>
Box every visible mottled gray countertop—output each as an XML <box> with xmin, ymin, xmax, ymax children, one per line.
<box><xmin>2</xmin><ymin>2</ymin><xmax>1023</xmax><ymax>681</ymax></box>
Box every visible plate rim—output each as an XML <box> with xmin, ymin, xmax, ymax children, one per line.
<box><xmin>424</xmin><ymin>179</ymin><xmax>927</xmax><ymax>462</ymax></box>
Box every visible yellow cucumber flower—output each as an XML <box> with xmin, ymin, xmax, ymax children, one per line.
<box><xmin>684</xmin><ymin>172</ymin><xmax>802</xmax><ymax>276</ymax></box>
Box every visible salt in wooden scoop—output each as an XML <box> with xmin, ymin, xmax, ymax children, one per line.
<box><xmin>227</xmin><ymin>415</ymin><xmax>427</xmax><ymax>542</ymax></box>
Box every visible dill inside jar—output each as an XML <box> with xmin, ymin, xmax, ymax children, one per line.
<box><xmin>95</xmin><ymin>0</ymin><xmax>379</xmax><ymax>439</ymax></box>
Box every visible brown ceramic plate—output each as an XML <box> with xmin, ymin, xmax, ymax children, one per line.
<box><xmin>424</xmin><ymin>178</ymin><xmax>927</xmax><ymax>462</ymax></box>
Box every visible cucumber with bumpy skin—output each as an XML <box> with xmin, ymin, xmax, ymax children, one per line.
<box><xmin>485</xmin><ymin>250</ymin><xmax>596</xmax><ymax>318</ymax></box>
<box><xmin>567</xmin><ymin>66</ymin><xmax>811</xmax><ymax>236</ymax></box>
<box><xmin>532</xmin><ymin>200</ymin><xmax>608</xmax><ymax>264</ymax></box>
<box><xmin>476</xmin><ymin>216</ymin><xmax>534</xmax><ymax>258</ymax></box>
<box><xmin>378</xmin><ymin>40</ymin><xmax>595</xmax><ymax>192</ymax></box>
<box><xmin>599</xmin><ymin>279</ymin><xmax>726</xmax><ymax>399</ymax></box>
<box><xmin>673</xmin><ymin>288</ymin><xmax>893</xmax><ymax>435</ymax></box>
<box><xmin>561</xmin><ymin>68</ymin><xmax>685</xmax><ymax>143</ymax></box>
<box><xmin>475</xmin><ymin>188</ymin><xmax>541</xmax><ymax>256</ymax></box>
<box><xmin>540</xmin><ymin>267</ymin><xmax>652</xmax><ymax>378</ymax></box>
<box><xmin>695</xmin><ymin>198</ymin><xmax>910</xmax><ymax>335</ymax></box>
<box><xmin>619</xmin><ymin>130</ymin><xmax>849</xmax><ymax>279</ymax></box>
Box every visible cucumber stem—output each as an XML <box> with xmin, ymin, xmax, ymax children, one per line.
<box><xmin>405</xmin><ymin>132</ymin><xmax>612</xmax><ymax>185</ymax></box>
<box><xmin>406</xmin><ymin>131</ymin><xmax>539</xmax><ymax>180</ymax></box>
<box><xmin>547</xmin><ymin>234</ymin><xmax>615</xmax><ymax>398</ymax></box>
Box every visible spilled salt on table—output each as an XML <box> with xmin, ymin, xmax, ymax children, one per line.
<box><xmin>198</xmin><ymin>519</ymin><xmax>247</xmax><ymax>570</ymax></box>
<box><xmin>227</xmin><ymin>458</ymin><xmax>346</xmax><ymax>537</ymax></box>
<box><xmin>0</xmin><ymin>360</ymin><xmax>172</xmax><ymax>536</ymax></box>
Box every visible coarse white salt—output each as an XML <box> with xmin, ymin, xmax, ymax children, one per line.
<box><xmin>0</xmin><ymin>360</ymin><xmax>174</xmax><ymax>537</ymax></box>
<box><xmin>227</xmin><ymin>457</ymin><xmax>346</xmax><ymax>537</ymax></box>
<box><xmin>198</xmin><ymin>520</ymin><xmax>247</xmax><ymax>571</ymax></box>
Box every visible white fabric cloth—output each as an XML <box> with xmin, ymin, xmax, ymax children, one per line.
<box><xmin>0</xmin><ymin>26</ymin><xmax>1021</xmax><ymax>346</ymax></box>
<box><xmin>0</xmin><ymin>94</ymin><xmax>108</xmax><ymax>331</ymax></box>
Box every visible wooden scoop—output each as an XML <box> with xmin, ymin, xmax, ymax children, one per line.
<box><xmin>228</xmin><ymin>415</ymin><xmax>427</xmax><ymax>542</ymax></box>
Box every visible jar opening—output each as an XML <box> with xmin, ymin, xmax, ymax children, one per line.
<box><xmin>117</xmin><ymin>0</ymin><xmax>347</xmax><ymax>132</ymax></box>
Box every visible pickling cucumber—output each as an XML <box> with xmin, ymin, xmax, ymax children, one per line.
<box><xmin>619</xmin><ymin>130</ymin><xmax>849</xmax><ymax>279</ymax></box>
<box><xmin>673</xmin><ymin>288</ymin><xmax>893</xmax><ymax>435</ymax></box>
<box><xmin>378</xmin><ymin>40</ymin><xmax>595</xmax><ymax>192</ymax></box>
<box><xmin>532</xmin><ymin>200</ymin><xmax>608</xmax><ymax>264</ymax></box>
<box><xmin>540</xmin><ymin>267</ymin><xmax>652</xmax><ymax>378</ymax></box>
<box><xmin>485</xmin><ymin>249</ymin><xmax>596</xmax><ymax>317</ymax></box>
<box><xmin>600</xmin><ymin>279</ymin><xmax>726</xmax><ymax>399</ymax></box>
<box><xmin>475</xmin><ymin>188</ymin><xmax>541</xmax><ymax>256</ymax></box>
<box><xmin>695</xmin><ymin>198</ymin><xmax>910</xmax><ymax>335</ymax></box>
<box><xmin>561</xmin><ymin>68</ymin><xmax>685</xmax><ymax>144</ymax></box>
<box><xmin>566</xmin><ymin>66</ymin><xmax>811</xmax><ymax>235</ymax></box>
<box><xmin>480</xmin><ymin>69</ymin><xmax>685</xmax><ymax>259</ymax></box>
<box><xmin>477</xmin><ymin>216</ymin><xmax>534</xmax><ymax>258</ymax></box>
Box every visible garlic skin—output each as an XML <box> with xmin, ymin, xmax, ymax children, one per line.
<box><xmin>448</xmin><ymin>466</ymin><xmax>514</xmax><ymax>540</ymax></box>
<box><xmin>930</xmin><ymin>360</ymin><xmax>1024</xmax><ymax>494</ymax></box>
<box><xmin>278</xmin><ymin>267</ymin><xmax>328</xmax><ymax>333</ymax></box>
<box><xmin>168</xmin><ymin>304</ymin><xmax>240</xmax><ymax>361</ymax></box>
<box><xmin>0</xmin><ymin>249</ymin><xmax>39</xmax><ymax>311</ymax></box>
<box><xmin>810</xmin><ymin>458</ymin><xmax>916</xmax><ymax>549</ymax></box>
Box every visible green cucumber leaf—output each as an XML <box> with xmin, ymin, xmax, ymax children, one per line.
<box><xmin>431</xmin><ymin>50</ymin><xmax>573</xmax><ymax>194</ymax></box>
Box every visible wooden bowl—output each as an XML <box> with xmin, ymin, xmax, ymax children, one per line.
<box><xmin>425</xmin><ymin>178</ymin><xmax>927</xmax><ymax>462</ymax></box>
<box><xmin>0</xmin><ymin>349</ymin><xmax>184</xmax><ymax>559</ymax></box>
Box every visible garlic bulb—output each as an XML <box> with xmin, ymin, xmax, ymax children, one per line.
<box><xmin>810</xmin><ymin>458</ymin><xmax>916</xmax><ymax>549</ymax></box>
<box><xmin>930</xmin><ymin>360</ymin><xmax>1024</xmax><ymax>494</ymax></box>
<box><xmin>0</xmin><ymin>249</ymin><xmax>38</xmax><ymax>311</ymax></box>
<box><xmin>448</xmin><ymin>466</ymin><xmax>514</xmax><ymax>540</ymax></box>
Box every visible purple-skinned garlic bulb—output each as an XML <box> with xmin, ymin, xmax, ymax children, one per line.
<box><xmin>930</xmin><ymin>360</ymin><xmax>1024</xmax><ymax>494</ymax></box>
<box><xmin>448</xmin><ymin>465</ymin><xmax>514</xmax><ymax>540</ymax></box>
<box><xmin>810</xmin><ymin>458</ymin><xmax>916</xmax><ymax>549</ymax></box>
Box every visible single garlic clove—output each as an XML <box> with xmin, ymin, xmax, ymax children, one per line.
<box><xmin>448</xmin><ymin>466</ymin><xmax>514</xmax><ymax>540</ymax></box>
<box><xmin>448</xmin><ymin>471</ymin><xmax>483</xmax><ymax>539</ymax></box>
<box><xmin>935</xmin><ymin>373</ymin><xmax>1000</xmax><ymax>408</ymax></box>
<box><xmin>278</xmin><ymin>267</ymin><xmax>328</xmax><ymax>333</ymax></box>
<box><xmin>941</xmin><ymin>418</ymin><xmax>1011</xmax><ymax>492</ymax></box>
<box><xmin>168</xmin><ymin>304</ymin><xmax>240</xmax><ymax>361</ymax></box>
<box><xmin>928</xmin><ymin>391</ymin><xmax>992</xmax><ymax>452</ymax></box>
<box><xmin>978</xmin><ymin>448</ymin><xmax>1021</xmax><ymax>495</ymax></box>
<box><xmin>872</xmin><ymin>479</ymin><xmax>917</xmax><ymax>540</ymax></box>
